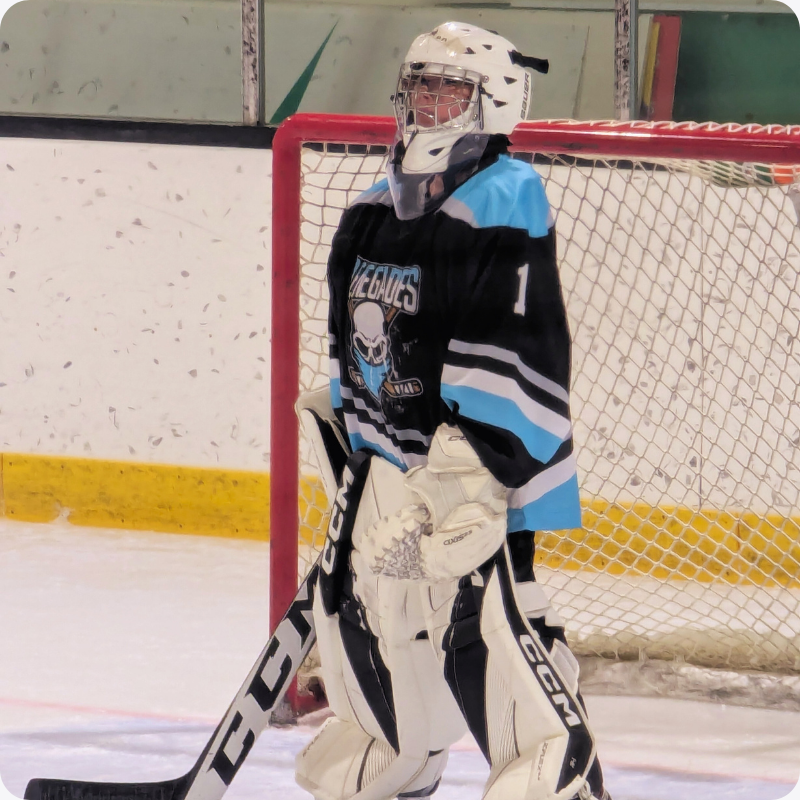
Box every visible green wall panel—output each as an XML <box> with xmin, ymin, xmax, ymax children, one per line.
<box><xmin>0</xmin><ymin>0</ymin><xmax>242</xmax><ymax>122</ymax></box>
<box><xmin>673</xmin><ymin>11</ymin><xmax>800</xmax><ymax>124</ymax></box>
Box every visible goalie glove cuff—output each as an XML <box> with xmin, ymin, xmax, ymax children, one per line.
<box><xmin>419</xmin><ymin>499</ymin><xmax>507</xmax><ymax>580</ymax></box>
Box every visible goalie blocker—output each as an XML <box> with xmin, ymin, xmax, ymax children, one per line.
<box><xmin>296</xmin><ymin>394</ymin><xmax>606</xmax><ymax>800</ymax></box>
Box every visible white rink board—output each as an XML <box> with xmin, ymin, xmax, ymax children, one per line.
<box><xmin>0</xmin><ymin>138</ymin><xmax>273</xmax><ymax>470</ymax></box>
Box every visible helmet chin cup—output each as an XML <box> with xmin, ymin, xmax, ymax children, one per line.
<box><xmin>400</xmin><ymin>129</ymin><xmax>476</xmax><ymax>174</ymax></box>
<box><xmin>387</xmin><ymin>132</ymin><xmax>491</xmax><ymax>219</ymax></box>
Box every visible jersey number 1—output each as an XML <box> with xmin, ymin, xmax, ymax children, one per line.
<box><xmin>514</xmin><ymin>264</ymin><xmax>529</xmax><ymax>316</ymax></box>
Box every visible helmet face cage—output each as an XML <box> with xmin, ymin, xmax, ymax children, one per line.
<box><xmin>394</xmin><ymin>62</ymin><xmax>483</xmax><ymax>136</ymax></box>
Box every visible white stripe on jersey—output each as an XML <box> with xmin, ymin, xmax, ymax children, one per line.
<box><xmin>342</xmin><ymin>412</ymin><xmax>427</xmax><ymax>470</ymax></box>
<box><xmin>448</xmin><ymin>340</ymin><xmax>569</xmax><ymax>404</ymax></box>
<box><xmin>508</xmin><ymin>454</ymin><xmax>577</xmax><ymax>508</ymax></box>
<box><xmin>441</xmin><ymin>364</ymin><xmax>572</xmax><ymax>441</ymax></box>
<box><xmin>440</xmin><ymin>196</ymin><xmax>477</xmax><ymax>227</ymax></box>
<box><xmin>340</xmin><ymin>386</ymin><xmax>432</xmax><ymax>445</ymax></box>
<box><xmin>329</xmin><ymin>359</ymin><xmax>342</xmax><ymax>408</ymax></box>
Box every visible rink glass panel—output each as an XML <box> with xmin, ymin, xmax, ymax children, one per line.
<box><xmin>272</xmin><ymin>116</ymin><xmax>800</xmax><ymax>680</ymax></box>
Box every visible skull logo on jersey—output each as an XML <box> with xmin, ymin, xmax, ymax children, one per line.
<box><xmin>352</xmin><ymin>302</ymin><xmax>392</xmax><ymax>397</ymax></box>
<box><xmin>348</xmin><ymin>256</ymin><xmax>423</xmax><ymax>401</ymax></box>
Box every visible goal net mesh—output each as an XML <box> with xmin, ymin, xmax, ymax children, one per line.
<box><xmin>286</xmin><ymin>121</ymin><xmax>800</xmax><ymax>678</ymax></box>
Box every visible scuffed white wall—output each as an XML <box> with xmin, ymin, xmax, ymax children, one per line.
<box><xmin>0</xmin><ymin>138</ymin><xmax>273</xmax><ymax>469</ymax></box>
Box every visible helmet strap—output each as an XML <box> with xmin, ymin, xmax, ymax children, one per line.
<box><xmin>509</xmin><ymin>50</ymin><xmax>550</xmax><ymax>74</ymax></box>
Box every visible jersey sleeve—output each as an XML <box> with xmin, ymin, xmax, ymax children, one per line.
<box><xmin>440</xmin><ymin>166</ymin><xmax>580</xmax><ymax>532</ymax></box>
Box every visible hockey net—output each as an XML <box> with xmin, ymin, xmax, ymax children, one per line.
<box><xmin>271</xmin><ymin>115</ymin><xmax>800</xmax><ymax>705</ymax></box>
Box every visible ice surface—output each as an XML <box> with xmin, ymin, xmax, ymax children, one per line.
<box><xmin>0</xmin><ymin>518</ymin><xmax>798</xmax><ymax>800</ymax></box>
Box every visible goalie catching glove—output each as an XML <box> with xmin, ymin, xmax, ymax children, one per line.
<box><xmin>358</xmin><ymin>424</ymin><xmax>508</xmax><ymax>581</ymax></box>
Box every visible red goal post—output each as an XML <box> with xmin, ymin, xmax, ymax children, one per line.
<box><xmin>270</xmin><ymin>113</ymin><xmax>800</xmax><ymax>697</ymax></box>
<box><xmin>271</xmin><ymin>115</ymin><xmax>395</xmax><ymax>640</ymax></box>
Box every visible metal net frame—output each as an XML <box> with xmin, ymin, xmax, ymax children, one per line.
<box><xmin>271</xmin><ymin>114</ymin><xmax>800</xmax><ymax>708</ymax></box>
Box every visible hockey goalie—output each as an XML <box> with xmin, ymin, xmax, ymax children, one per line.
<box><xmin>295</xmin><ymin>21</ymin><xmax>610</xmax><ymax>800</ymax></box>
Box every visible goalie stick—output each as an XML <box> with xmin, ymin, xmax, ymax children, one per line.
<box><xmin>22</xmin><ymin>563</ymin><xmax>319</xmax><ymax>800</ymax></box>
<box><xmin>22</xmin><ymin>450</ymin><xmax>370</xmax><ymax>800</ymax></box>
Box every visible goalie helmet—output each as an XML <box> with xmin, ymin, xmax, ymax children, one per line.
<box><xmin>392</xmin><ymin>21</ymin><xmax>549</xmax><ymax>174</ymax></box>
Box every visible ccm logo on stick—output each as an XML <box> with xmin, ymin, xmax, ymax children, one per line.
<box><xmin>209</xmin><ymin>577</ymin><xmax>315</xmax><ymax>785</ymax></box>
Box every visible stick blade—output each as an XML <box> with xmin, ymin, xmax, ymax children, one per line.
<box><xmin>19</xmin><ymin>553</ymin><xmax>326</xmax><ymax>800</ymax></box>
<box><xmin>24</xmin><ymin>777</ymin><xmax>190</xmax><ymax>800</ymax></box>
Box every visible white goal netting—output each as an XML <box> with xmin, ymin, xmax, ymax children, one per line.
<box><xmin>286</xmin><ymin>122</ymin><xmax>800</xmax><ymax>677</ymax></box>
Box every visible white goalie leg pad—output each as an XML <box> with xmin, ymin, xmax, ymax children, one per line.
<box><xmin>420</xmin><ymin>578</ymin><xmax>579</xmax><ymax>703</ymax></box>
<box><xmin>297</xmin><ymin>717</ymin><xmax>450</xmax><ymax>800</ymax></box>
<box><xmin>348</xmin><ymin>574</ymin><xmax>463</xmax><ymax>800</ymax></box>
<box><xmin>299</xmin><ymin>455</ymin><xmax>466</xmax><ymax>800</ymax></box>
<box><xmin>300</xmin><ymin>576</ymin><xmax>451</xmax><ymax>800</ymax></box>
<box><xmin>421</xmin><ymin>544</ymin><xmax>596</xmax><ymax>800</ymax></box>
<box><xmin>300</xmin><ymin>584</ymin><xmax>463</xmax><ymax>800</ymax></box>
<box><xmin>479</xmin><ymin>562</ymin><xmax>595</xmax><ymax>800</ymax></box>
<box><xmin>310</xmin><ymin>580</ymin><xmax>386</xmax><ymax>743</ymax></box>
<box><xmin>296</xmin><ymin>717</ymin><xmax>395</xmax><ymax>800</ymax></box>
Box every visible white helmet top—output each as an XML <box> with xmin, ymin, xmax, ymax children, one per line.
<box><xmin>393</xmin><ymin>21</ymin><xmax>548</xmax><ymax>173</ymax></box>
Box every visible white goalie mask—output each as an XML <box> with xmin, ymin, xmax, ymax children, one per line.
<box><xmin>388</xmin><ymin>21</ymin><xmax>548</xmax><ymax>218</ymax></box>
<box><xmin>392</xmin><ymin>22</ymin><xmax>548</xmax><ymax>174</ymax></box>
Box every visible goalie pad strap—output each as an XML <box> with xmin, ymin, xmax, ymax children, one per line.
<box><xmin>296</xmin><ymin>387</ymin><xmax>351</xmax><ymax>501</ymax></box>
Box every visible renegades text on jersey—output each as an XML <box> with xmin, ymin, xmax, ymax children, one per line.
<box><xmin>327</xmin><ymin>150</ymin><xmax>580</xmax><ymax>534</ymax></box>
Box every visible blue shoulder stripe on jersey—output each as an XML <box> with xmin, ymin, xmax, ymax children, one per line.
<box><xmin>442</xmin><ymin>155</ymin><xmax>552</xmax><ymax>238</ymax></box>
<box><xmin>352</xmin><ymin>178</ymin><xmax>392</xmax><ymax>207</ymax></box>
<box><xmin>507</xmin><ymin>473</ymin><xmax>581</xmax><ymax>532</ymax></box>
<box><xmin>441</xmin><ymin>383</ymin><xmax>564</xmax><ymax>464</ymax></box>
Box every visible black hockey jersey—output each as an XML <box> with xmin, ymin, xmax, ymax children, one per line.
<box><xmin>327</xmin><ymin>153</ymin><xmax>580</xmax><ymax>532</ymax></box>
